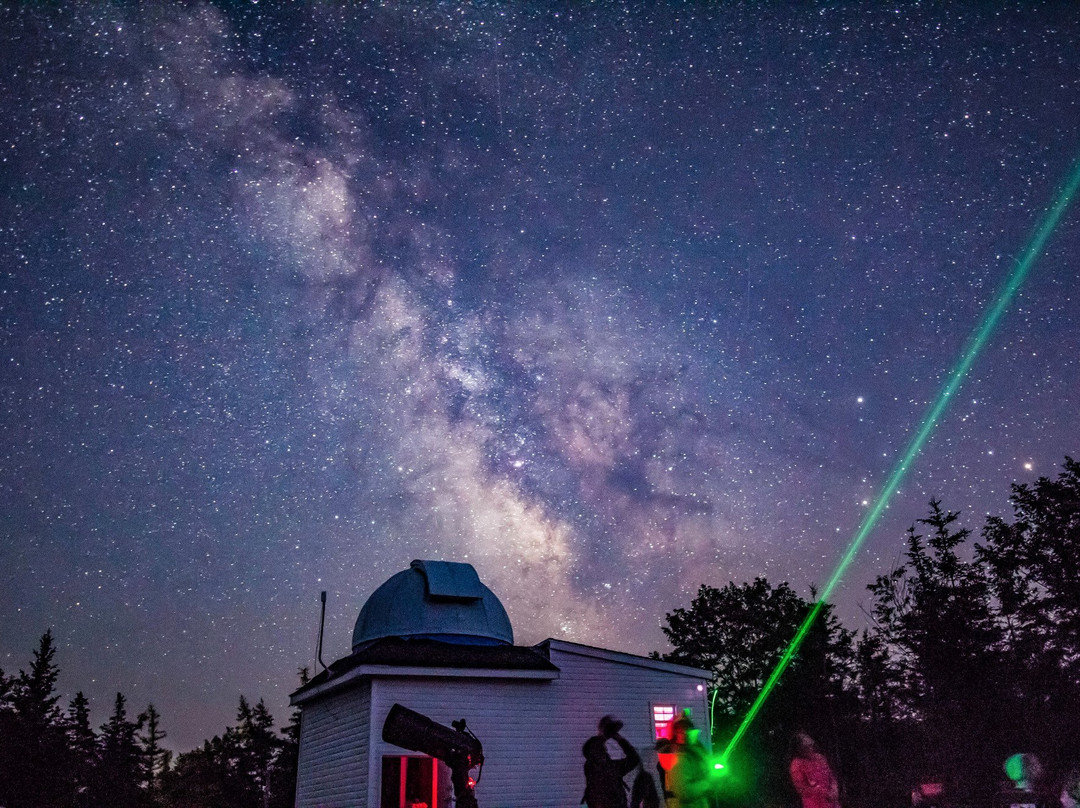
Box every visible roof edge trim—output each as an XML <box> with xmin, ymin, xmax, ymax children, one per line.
<box><xmin>538</xmin><ymin>638</ymin><xmax>714</xmax><ymax>679</ymax></box>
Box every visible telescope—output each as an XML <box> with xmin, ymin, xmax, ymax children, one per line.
<box><xmin>382</xmin><ymin>703</ymin><xmax>484</xmax><ymax>808</ymax></box>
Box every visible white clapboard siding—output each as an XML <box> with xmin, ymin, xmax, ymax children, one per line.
<box><xmin>294</xmin><ymin>641</ymin><xmax>711</xmax><ymax>808</ymax></box>
<box><xmin>371</xmin><ymin>675</ymin><xmax>562</xmax><ymax>808</ymax></box>
<box><xmin>296</xmin><ymin>680</ymin><xmax>372</xmax><ymax>808</ymax></box>
<box><xmin>362</xmin><ymin>642</ymin><xmax>710</xmax><ymax>808</ymax></box>
<box><xmin>543</xmin><ymin>641</ymin><xmax>712</xmax><ymax>773</ymax></box>
<box><xmin>541</xmin><ymin>640</ymin><xmax>711</xmax><ymax>808</ymax></box>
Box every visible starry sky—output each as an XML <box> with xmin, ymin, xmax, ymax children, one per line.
<box><xmin>2</xmin><ymin>3</ymin><xmax>1078</xmax><ymax>752</ymax></box>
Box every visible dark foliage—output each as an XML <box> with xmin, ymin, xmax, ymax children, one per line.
<box><xmin>2</xmin><ymin>458</ymin><xmax>1078</xmax><ymax>808</ymax></box>
<box><xmin>976</xmin><ymin>456</ymin><xmax>1080</xmax><ymax>778</ymax></box>
<box><xmin>0</xmin><ymin>630</ymin><xmax>75</xmax><ymax>808</ymax></box>
<box><xmin>0</xmin><ymin>634</ymin><xmax>305</xmax><ymax>808</ymax></box>
<box><xmin>97</xmin><ymin>692</ymin><xmax>146</xmax><ymax>808</ymax></box>
<box><xmin>860</xmin><ymin>500</ymin><xmax>1007</xmax><ymax>804</ymax></box>
<box><xmin>66</xmin><ymin>691</ymin><xmax>97</xmax><ymax>808</ymax></box>
<box><xmin>139</xmin><ymin>703</ymin><xmax>171</xmax><ymax>803</ymax></box>
<box><xmin>660</xmin><ymin>577</ymin><xmax>856</xmax><ymax>806</ymax></box>
<box><xmin>659</xmin><ymin>458</ymin><xmax>1080</xmax><ymax>808</ymax></box>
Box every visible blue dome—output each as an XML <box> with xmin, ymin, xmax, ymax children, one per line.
<box><xmin>352</xmin><ymin>560</ymin><xmax>514</xmax><ymax>651</ymax></box>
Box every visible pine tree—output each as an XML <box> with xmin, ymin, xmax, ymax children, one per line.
<box><xmin>976</xmin><ymin>456</ymin><xmax>1080</xmax><ymax>770</ymax></box>
<box><xmin>0</xmin><ymin>665</ymin><xmax>16</xmax><ymax>808</ymax></box>
<box><xmin>271</xmin><ymin>667</ymin><xmax>308</xmax><ymax>808</ymax></box>
<box><xmin>96</xmin><ymin>692</ymin><xmax>146</xmax><ymax>808</ymax></box>
<box><xmin>66</xmin><ymin>691</ymin><xmax>98</xmax><ymax>808</ymax></box>
<box><xmin>864</xmin><ymin>501</ymin><xmax>1003</xmax><ymax>802</ymax></box>
<box><xmin>14</xmin><ymin>629</ymin><xmax>62</xmax><ymax>728</ymax></box>
<box><xmin>162</xmin><ymin>735</ymin><xmax>237</xmax><ymax>808</ymax></box>
<box><xmin>236</xmin><ymin>696</ymin><xmax>279</xmax><ymax>808</ymax></box>
<box><xmin>2</xmin><ymin>630</ymin><xmax>74</xmax><ymax>808</ymax></box>
<box><xmin>138</xmin><ymin>702</ymin><xmax>168</xmax><ymax>801</ymax></box>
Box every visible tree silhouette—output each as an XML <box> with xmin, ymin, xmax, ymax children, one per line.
<box><xmin>139</xmin><ymin>702</ymin><xmax>170</xmax><ymax>803</ymax></box>
<box><xmin>659</xmin><ymin>577</ymin><xmax>855</xmax><ymax>806</ymax></box>
<box><xmin>162</xmin><ymin>733</ymin><xmax>244</xmax><ymax>808</ymax></box>
<box><xmin>271</xmin><ymin>667</ymin><xmax>308</xmax><ymax>808</ymax></box>
<box><xmin>977</xmin><ymin>456</ymin><xmax>1080</xmax><ymax>773</ymax></box>
<box><xmin>0</xmin><ymin>632</ymin><xmax>307</xmax><ymax>808</ymax></box>
<box><xmin>97</xmin><ymin>692</ymin><xmax>146</xmax><ymax>808</ymax></box>
<box><xmin>0</xmin><ymin>630</ymin><xmax>73</xmax><ymax>808</ymax></box>
<box><xmin>236</xmin><ymin>695</ymin><xmax>279</xmax><ymax>808</ymax></box>
<box><xmin>161</xmin><ymin>693</ymin><xmax>294</xmax><ymax>808</ymax></box>
<box><xmin>66</xmin><ymin>691</ymin><xmax>98</xmax><ymax>808</ymax></box>
<box><xmin>864</xmin><ymin>500</ymin><xmax>1004</xmax><ymax>800</ymax></box>
<box><xmin>661</xmin><ymin>577</ymin><xmax>853</xmax><ymax>723</ymax></box>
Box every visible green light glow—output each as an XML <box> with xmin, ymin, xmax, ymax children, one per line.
<box><xmin>718</xmin><ymin>156</ymin><xmax>1080</xmax><ymax>767</ymax></box>
<box><xmin>1005</xmin><ymin>754</ymin><xmax>1026</xmax><ymax>783</ymax></box>
<box><xmin>708</xmin><ymin>756</ymin><xmax>733</xmax><ymax>782</ymax></box>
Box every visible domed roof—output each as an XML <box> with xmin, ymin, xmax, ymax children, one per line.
<box><xmin>352</xmin><ymin>560</ymin><xmax>514</xmax><ymax>651</ymax></box>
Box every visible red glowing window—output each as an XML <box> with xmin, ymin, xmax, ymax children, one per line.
<box><xmin>652</xmin><ymin>705</ymin><xmax>676</xmax><ymax>740</ymax></box>
<box><xmin>380</xmin><ymin>756</ymin><xmax>441</xmax><ymax>808</ymax></box>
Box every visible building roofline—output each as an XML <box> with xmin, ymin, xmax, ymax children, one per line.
<box><xmin>291</xmin><ymin>663</ymin><xmax>559</xmax><ymax>705</ymax></box>
<box><xmin>536</xmin><ymin>638</ymin><xmax>713</xmax><ymax>680</ymax></box>
<box><xmin>290</xmin><ymin>636</ymin><xmax>560</xmax><ymax>704</ymax></box>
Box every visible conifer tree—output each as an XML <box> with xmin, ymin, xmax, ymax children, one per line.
<box><xmin>161</xmin><ymin>734</ymin><xmax>240</xmax><ymax>808</ymax></box>
<box><xmin>138</xmin><ymin>702</ymin><xmax>169</xmax><ymax>800</ymax></box>
<box><xmin>864</xmin><ymin>501</ymin><xmax>1003</xmax><ymax>803</ymax></box>
<box><xmin>66</xmin><ymin>691</ymin><xmax>98</xmax><ymax>807</ymax></box>
<box><xmin>977</xmin><ymin>456</ymin><xmax>1080</xmax><ymax>767</ymax></box>
<box><xmin>0</xmin><ymin>665</ymin><xmax>15</xmax><ymax>808</ymax></box>
<box><xmin>14</xmin><ymin>629</ymin><xmax>62</xmax><ymax>728</ymax></box>
<box><xmin>271</xmin><ymin>667</ymin><xmax>308</xmax><ymax>808</ymax></box>
<box><xmin>97</xmin><ymin>692</ymin><xmax>145</xmax><ymax>808</ymax></box>
<box><xmin>3</xmin><ymin>631</ymin><xmax>73</xmax><ymax>808</ymax></box>
<box><xmin>236</xmin><ymin>695</ymin><xmax>279</xmax><ymax>808</ymax></box>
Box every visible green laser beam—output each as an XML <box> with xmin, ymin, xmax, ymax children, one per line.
<box><xmin>718</xmin><ymin>155</ymin><xmax>1080</xmax><ymax>766</ymax></box>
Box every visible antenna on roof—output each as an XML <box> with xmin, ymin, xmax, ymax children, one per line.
<box><xmin>316</xmin><ymin>591</ymin><xmax>328</xmax><ymax>673</ymax></box>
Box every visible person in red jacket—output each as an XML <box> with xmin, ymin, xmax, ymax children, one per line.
<box><xmin>789</xmin><ymin>732</ymin><xmax>841</xmax><ymax>808</ymax></box>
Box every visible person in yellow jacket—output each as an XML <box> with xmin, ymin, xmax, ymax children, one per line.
<box><xmin>655</xmin><ymin>715</ymin><xmax>709</xmax><ymax>808</ymax></box>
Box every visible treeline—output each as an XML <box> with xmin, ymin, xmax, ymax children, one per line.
<box><xmin>3</xmin><ymin>458</ymin><xmax>1078</xmax><ymax>808</ymax></box>
<box><xmin>660</xmin><ymin>456</ymin><xmax>1080</xmax><ymax>808</ymax></box>
<box><xmin>0</xmin><ymin>634</ymin><xmax>306</xmax><ymax>808</ymax></box>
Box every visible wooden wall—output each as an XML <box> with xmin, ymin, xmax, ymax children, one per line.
<box><xmin>295</xmin><ymin>680</ymin><xmax>371</xmax><ymax>808</ymax></box>
<box><xmin>295</xmin><ymin>644</ymin><xmax>711</xmax><ymax>808</ymax></box>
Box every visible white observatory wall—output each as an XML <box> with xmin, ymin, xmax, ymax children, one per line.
<box><xmin>295</xmin><ymin>680</ymin><xmax>372</xmax><ymax>808</ymax></box>
<box><xmin>369</xmin><ymin>655</ymin><xmax>709</xmax><ymax>808</ymax></box>
<box><xmin>544</xmin><ymin>643</ymin><xmax>712</xmax><ymax>756</ymax></box>
<box><xmin>544</xmin><ymin>644</ymin><xmax>712</xmax><ymax>781</ymax></box>
<box><xmin>370</xmin><ymin>676</ymin><xmax>560</xmax><ymax>808</ymax></box>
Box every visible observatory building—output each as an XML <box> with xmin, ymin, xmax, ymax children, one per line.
<box><xmin>291</xmin><ymin>559</ymin><xmax>711</xmax><ymax>808</ymax></box>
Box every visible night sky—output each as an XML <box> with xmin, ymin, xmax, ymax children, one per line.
<box><xmin>2</xmin><ymin>3</ymin><xmax>1078</xmax><ymax>752</ymax></box>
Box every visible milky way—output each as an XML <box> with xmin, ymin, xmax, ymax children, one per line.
<box><xmin>2</xmin><ymin>4</ymin><xmax>1078</xmax><ymax>751</ymax></box>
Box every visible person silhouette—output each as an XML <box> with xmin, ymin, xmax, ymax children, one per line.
<box><xmin>582</xmin><ymin>715</ymin><xmax>641</xmax><ymax>808</ymax></box>
<box><xmin>789</xmin><ymin>732</ymin><xmax>841</xmax><ymax>808</ymax></box>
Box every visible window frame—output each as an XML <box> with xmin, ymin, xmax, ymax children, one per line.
<box><xmin>651</xmin><ymin>703</ymin><xmax>677</xmax><ymax>741</ymax></box>
<box><xmin>380</xmin><ymin>754</ymin><xmax>439</xmax><ymax>808</ymax></box>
